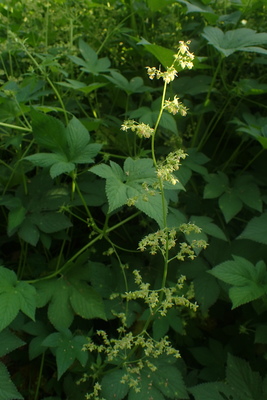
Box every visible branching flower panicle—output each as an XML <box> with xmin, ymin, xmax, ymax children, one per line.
<box><xmin>156</xmin><ymin>149</ymin><xmax>187</xmax><ymax>185</ymax></box>
<box><xmin>121</xmin><ymin>119</ymin><xmax>154</xmax><ymax>139</ymax></box>
<box><xmin>164</xmin><ymin>95</ymin><xmax>188</xmax><ymax>116</ymax></box>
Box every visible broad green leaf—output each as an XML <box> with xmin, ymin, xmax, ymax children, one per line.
<box><xmin>190</xmin><ymin>381</ymin><xmax>237</xmax><ymax>400</ymax></box>
<box><xmin>226</xmin><ymin>353</ymin><xmax>263</xmax><ymax>400</ymax></box>
<box><xmin>78</xmin><ymin>39</ymin><xmax>97</xmax><ymax>63</ymax></box>
<box><xmin>57</xmin><ymin>79</ymin><xmax>107</xmax><ymax>93</ymax></box>
<box><xmin>218</xmin><ymin>191</ymin><xmax>243</xmax><ymax>222</ymax></box>
<box><xmin>138</xmin><ymin>38</ymin><xmax>175</xmax><ymax>69</ymax></box>
<box><xmin>31</xmin><ymin>110</ymin><xmax>67</xmax><ymax>153</ymax></box>
<box><xmin>238</xmin><ymin>213</ymin><xmax>267</xmax><ymax>244</ymax></box>
<box><xmin>16</xmin><ymin>281</ymin><xmax>36</xmax><ymax>320</ymax></box>
<box><xmin>35</xmin><ymin>265</ymin><xmax>106</xmax><ymax>330</ymax></box>
<box><xmin>69</xmin><ymin>282</ymin><xmax>106</xmax><ymax>320</ymax></box>
<box><xmin>128</xmin><ymin>374</ymin><xmax>165</xmax><ymax>400</ymax></box>
<box><xmin>18</xmin><ymin>219</ymin><xmax>40</xmax><ymax>246</ymax></box>
<box><xmin>46</xmin><ymin>279</ymin><xmax>74</xmax><ymax>330</ymax></box>
<box><xmin>190</xmin><ymin>216</ymin><xmax>227</xmax><ymax>241</ymax></box>
<box><xmin>24</xmin><ymin>153</ymin><xmax>67</xmax><ymax>168</ymax></box>
<box><xmin>101</xmin><ymin>369</ymin><xmax>129</xmax><ymax>400</ymax></box>
<box><xmin>234</xmin><ymin>175</ymin><xmax>262</xmax><ymax>212</ymax></box>
<box><xmin>229</xmin><ymin>284</ymin><xmax>266</xmax><ymax>308</ymax></box>
<box><xmin>50</xmin><ymin>161</ymin><xmax>76</xmax><ymax>178</ymax></box>
<box><xmin>42</xmin><ymin>330</ymin><xmax>88</xmax><ymax>379</ymax></box>
<box><xmin>203</xmin><ymin>172</ymin><xmax>228</xmax><ymax>199</ymax></box>
<box><xmin>153</xmin><ymin>315</ymin><xmax>169</xmax><ymax>341</ymax></box>
<box><xmin>30</xmin><ymin>212</ymin><xmax>72</xmax><ymax>234</ymax></box>
<box><xmin>0</xmin><ymin>362</ymin><xmax>23</xmax><ymax>400</ymax></box>
<box><xmin>0</xmin><ymin>267</ymin><xmax>36</xmax><ymax>331</ymax></box>
<box><xmin>91</xmin><ymin>158</ymin><xmax>165</xmax><ymax>226</ymax></box>
<box><xmin>153</xmin><ymin>364</ymin><xmax>189</xmax><ymax>399</ymax></box>
<box><xmin>209</xmin><ymin>256</ymin><xmax>264</xmax><ymax>286</ymax></box>
<box><xmin>202</xmin><ymin>27</ymin><xmax>267</xmax><ymax>57</ymax></box>
<box><xmin>194</xmin><ymin>273</ymin><xmax>220</xmax><ymax>312</ymax></box>
<box><xmin>7</xmin><ymin>205</ymin><xmax>26</xmax><ymax>236</ymax></box>
<box><xmin>71</xmin><ymin>143</ymin><xmax>101</xmax><ymax>164</ymax></box>
<box><xmin>69</xmin><ymin>39</ymin><xmax>111</xmax><ymax>75</ymax></box>
<box><xmin>209</xmin><ymin>256</ymin><xmax>267</xmax><ymax>308</ymax></box>
<box><xmin>0</xmin><ymin>292</ymin><xmax>21</xmax><ymax>332</ymax></box>
<box><xmin>0</xmin><ymin>330</ymin><xmax>25</xmax><ymax>357</ymax></box>
<box><xmin>65</xmin><ymin>117</ymin><xmax>90</xmax><ymax>159</ymax></box>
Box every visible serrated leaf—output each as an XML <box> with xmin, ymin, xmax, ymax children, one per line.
<box><xmin>226</xmin><ymin>353</ymin><xmax>263</xmax><ymax>400</ymax></box>
<box><xmin>0</xmin><ymin>291</ymin><xmax>20</xmax><ymax>332</ymax></box>
<box><xmin>153</xmin><ymin>365</ymin><xmax>189</xmax><ymax>399</ymax></box>
<box><xmin>101</xmin><ymin>369</ymin><xmax>129</xmax><ymax>400</ymax></box>
<box><xmin>194</xmin><ymin>273</ymin><xmax>220</xmax><ymax>312</ymax></box>
<box><xmin>16</xmin><ymin>281</ymin><xmax>36</xmax><ymax>320</ymax></box>
<box><xmin>128</xmin><ymin>375</ymin><xmax>165</xmax><ymax>400</ymax></box>
<box><xmin>229</xmin><ymin>284</ymin><xmax>266</xmax><ymax>308</ymax></box>
<box><xmin>31</xmin><ymin>110</ymin><xmax>67</xmax><ymax>153</ymax></box>
<box><xmin>190</xmin><ymin>381</ymin><xmax>237</xmax><ymax>400</ymax></box>
<box><xmin>0</xmin><ymin>362</ymin><xmax>23</xmax><ymax>400</ymax></box>
<box><xmin>202</xmin><ymin>27</ymin><xmax>267</xmax><ymax>57</ymax></box>
<box><xmin>65</xmin><ymin>117</ymin><xmax>90</xmax><ymax>159</ymax></box>
<box><xmin>69</xmin><ymin>282</ymin><xmax>106</xmax><ymax>320</ymax></box>
<box><xmin>47</xmin><ymin>279</ymin><xmax>74</xmax><ymax>330</ymax></box>
<box><xmin>31</xmin><ymin>212</ymin><xmax>72</xmax><ymax>234</ymax></box>
<box><xmin>18</xmin><ymin>219</ymin><xmax>40</xmax><ymax>246</ymax></box>
<box><xmin>203</xmin><ymin>172</ymin><xmax>228</xmax><ymax>199</ymax></box>
<box><xmin>238</xmin><ymin>213</ymin><xmax>267</xmax><ymax>244</ymax></box>
<box><xmin>209</xmin><ymin>256</ymin><xmax>267</xmax><ymax>308</ymax></box>
<box><xmin>219</xmin><ymin>191</ymin><xmax>243</xmax><ymax>222</ymax></box>
<box><xmin>190</xmin><ymin>216</ymin><xmax>227</xmax><ymax>241</ymax></box>
<box><xmin>0</xmin><ymin>267</ymin><xmax>36</xmax><ymax>331</ymax></box>
<box><xmin>50</xmin><ymin>161</ymin><xmax>76</xmax><ymax>178</ymax></box>
<box><xmin>24</xmin><ymin>153</ymin><xmax>66</xmax><ymax>168</ymax></box>
<box><xmin>43</xmin><ymin>330</ymin><xmax>88</xmax><ymax>379</ymax></box>
<box><xmin>209</xmin><ymin>256</ymin><xmax>263</xmax><ymax>286</ymax></box>
<box><xmin>7</xmin><ymin>206</ymin><xmax>26</xmax><ymax>236</ymax></box>
<box><xmin>234</xmin><ymin>176</ymin><xmax>262</xmax><ymax>212</ymax></box>
<box><xmin>0</xmin><ymin>330</ymin><xmax>25</xmax><ymax>357</ymax></box>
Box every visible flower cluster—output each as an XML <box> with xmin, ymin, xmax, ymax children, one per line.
<box><xmin>138</xmin><ymin>228</ymin><xmax>177</xmax><ymax>255</ymax></box>
<box><xmin>177</xmin><ymin>240</ymin><xmax>208</xmax><ymax>261</ymax></box>
<box><xmin>174</xmin><ymin>40</ymin><xmax>195</xmax><ymax>70</ymax></box>
<box><xmin>85</xmin><ymin>383</ymin><xmax>103</xmax><ymax>400</ymax></box>
<box><xmin>121</xmin><ymin>270</ymin><xmax>198</xmax><ymax>316</ymax></box>
<box><xmin>121</xmin><ymin>119</ymin><xmax>154</xmax><ymax>139</ymax></box>
<box><xmin>156</xmin><ymin>149</ymin><xmax>187</xmax><ymax>185</ymax></box>
<box><xmin>164</xmin><ymin>95</ymin><xmax>188</xmax><ymax>116</ymax></box>
<box><xmin>146</xmin><ymin>41</ymin><xmax>194</xmax><ymax>84</ymax></box>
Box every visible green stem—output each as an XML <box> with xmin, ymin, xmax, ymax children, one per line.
<box><xmin>34</xmin><ymin>352</ymin><xmax>45</xmax><ymax>400</ymax></box>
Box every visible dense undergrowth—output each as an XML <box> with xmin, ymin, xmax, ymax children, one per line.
<box><xmin>1</xmin><ymin>0</ymin><xmax>267</xmax><ymax>399</ymax></box>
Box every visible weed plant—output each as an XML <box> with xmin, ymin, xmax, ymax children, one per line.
<box><xmin>1</xmin><ymin>1</ymin><xmax>267</xmax><ymax>399</ymax></box>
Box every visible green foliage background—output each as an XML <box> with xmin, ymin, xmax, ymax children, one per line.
<box><xmin>0</xmin><ymin>0</ymin><xmax>267</xmax><ymax>399</ymax></box>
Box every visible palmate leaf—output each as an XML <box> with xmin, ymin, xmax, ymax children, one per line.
<box><xmin>209</xmin><ymin>256</ymin><xmax>267</xmax><ymax>308</ymax></box>
<box><xmin>190</xmin><ymin>381</ymin><xmax>238</xmax><ymax>400</ymax></box>
<box><xmin>35</xmin><ymin>264</ymin><xmax>106</xmax><ymax>331</ymax></box>
<box><xmin>202</xmin><ymin>26</ymin><xmax>267</xmax><ymax>57</ymax></box>
<box><xmin>226</xmin><ymin>354</ymin><xmax>263</xmax><ymax>400</ymax></box>
<box><xmin>0</xmin><ymin>329</ymin><xmax>25</xmax><ymax>357</ymax></box>
<box><xmin>101</xmin><ymin>370</ymin><xmax>129</xmax><ymax>400</ymax></box>
<box><xmin>0</xmin><ymin>362</ymin><xmax>23</xmax><ymax>400</ymax></box>
<box><xmin>26</xmin><ymin>112</ymin><xmax>101</xmax><ymax>178</ymax></box>
<box><xmin>0</xmin><ymin>267</ymin><xmax>36</xmax><ymax>331</ymax></box>
<box><xmin>91</xmin><ymin>157</ymin><xmax>166</xmax><ymax>227</ymax></box>
<box><xmin>42</xmin><ymin>329</ymin><xmax>88</xmax><ymax>379</ymax></box>
<box><xmin>238</xmin><ymin>212</ymin><xmax>267</xmax><ymax>244</ymax></box>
